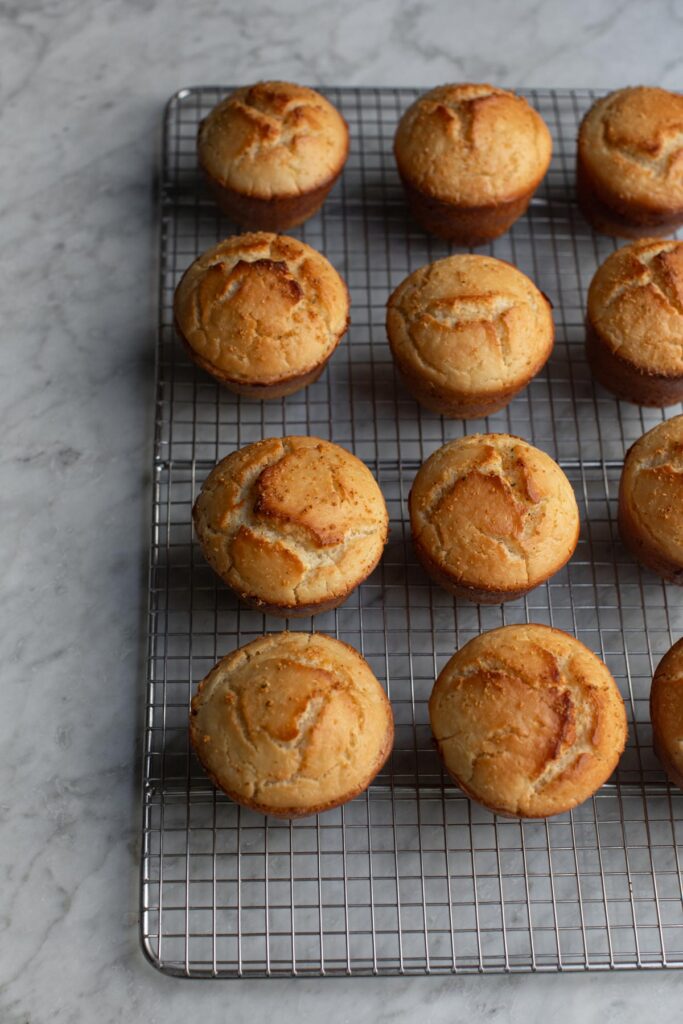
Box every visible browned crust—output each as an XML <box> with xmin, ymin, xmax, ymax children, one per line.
<box><xmin>618</xmin><ymin>473</ymin><xmax>683</xmax><ymax>584</ymax></box>
<box><xmin>175</xmin><ymin>313</ymin><xmax>348</xmax><ymax>399</ymax></box>
<box><xmin>199</xmin><ymin>147</ymin><xmax>347</xmax><ymax>231</ymax></box>
<box><xmin>576</xmin><ymin>149</ymin><xmax>683</xmax><ymax>239</ymax></box>
<box><xmin>653</xmin><ymin>736</ymin><xmax>683</xmax><ymax>790</ymax></box>
<box><xmin>398</xmin><ymin>173</ymin><xmax>536</xmax><ymax>245</ymax></box>
<box><xmin>390</xmin><ymin>326</ymin><xmax>553</xmax><ymax>420</ymax></box>
<box><xmin>651</xmin><ymin>639</ymin><xmax>683</xmax><ymax>790</ymax></box>
<box><xmin>412</xmin><ymin>515</ymin><xmax>578</xmax><ymax>605</ymax></box>
<box><xmin>586</xmin><ymin>319</ymin><xmax>683</xmax><ymax>407</ymax></box>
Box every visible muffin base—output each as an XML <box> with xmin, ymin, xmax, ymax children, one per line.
<box><xmin>653</xmin><ymin>737</ymin><xmax>683</xmax><ymax>791</ymax></box>
<box><xmin>394</xmin><ymin>359</ymin><xmax>534</xmax><ymax>420</ymax></box>
<box><xmin>412</xmin><ymin>534</ymin><xmax>576</xmax><ymax>605</ymax></box>
<box><xmin>176</xmin><ymin>319</ymin><xmax>341</xmax><ymax>399</ymax></box>
<box><xmin>586</xmin><ymin>321</ymin><xmax>683</xmax><ymax>407</ymax></box>
<box><xmin>618</xmin><ymin>498</ymin><xmax>683</xmax><ymax>584</ymax></box>
<box><xmin>576</xmin><ymin>155</ymin><xmax>683</xmax><ymax>239</ymax></box>
<box><xmin>200</xmin><ymin>164</ymin><xmax>344</xmax><ymax>232</ymax></box>
<box><xmin>399</xmin><ymin>176</ymin><xmax>535</xmax><ymax>246</ymax></box>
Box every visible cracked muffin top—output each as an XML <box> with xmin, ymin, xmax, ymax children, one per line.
<box><xmin>588</xmin><ymin>239</ymin><xmax>683</xmax><ymax>376</ymax></box>
<box><xmin>394</xmin><ymin>83</ymin><xmax>552</xmax><ymax>206</ymax></box>
<box><xmin>578</xmin><ymin>87</ymin><xmax>683</xmax><ymax>212</ymax></box>
<box><xmin>173</xmin><ymin>232</ymin><xmax>349</xmax><ymax>388</ymax></box>
<box><xmin>198</xmin><ymin>81</ymin><xmax>349</xmax><ymax>199</ymax></box>
<box><xmin>193</xmin><ymin>436</ymin><xmax>389</xmax><ymax>613</ymax></box>
<box><xmin>410</xmin><ymin>434</ymin><xmax>579</xmax><ymax>596</ymax></box>
<box><xmin>386</xmin><ymin>254</ymin><xmax>554</xmax><ymax>401</ymax></box>
<box><xmin>190</xmin><ymin>632</ymin><xmax>394</xmax><ymax>817</ymax></box>
<box><xmin>429</xmin><ymin>624</ymin><xmax>628</xmax><ymax>818</ymax></box>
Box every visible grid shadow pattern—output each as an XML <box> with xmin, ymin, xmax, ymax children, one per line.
<box><xmin>141</xmin><ymin>87</ymin><xmax>683</xmax><ymax>976</ymax></box>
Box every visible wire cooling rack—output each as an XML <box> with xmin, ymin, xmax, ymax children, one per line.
<box><xmin>141</xmin><ymin>87</ymin><xmax>683</xmax><ymax>977</ymax></box>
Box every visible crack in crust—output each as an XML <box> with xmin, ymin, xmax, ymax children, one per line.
<box><xmin>193</xmin><ymin>436</ymin><xmax>389</xmax><ymax>613</ymax></box>
<box><xmin>409</xmin><ymin>434</ymin><xmax>579</xmax><ymax>599</ymax></box>
<box><xmin>190</xmin><ymin>633</ymin><xmax>394</xmax><ymax>817</ymax></box>
<box><xmin>429</xmin><ymin>625</ymin><xmax>627</xmax><ymax>818</ymax></box>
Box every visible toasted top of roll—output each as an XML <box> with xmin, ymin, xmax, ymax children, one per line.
<box><xmin>429</xmin><ymin>624</ymin><xmax>628</xmax><ymax>818</ymax></box>
<box><xmin>394</xmin><ymin>83</ymin><xmax>552</xmax><ymax>206</ymax></box>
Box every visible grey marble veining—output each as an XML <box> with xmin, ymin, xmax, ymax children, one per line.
<box><xmin>1</xmin><ymin>1</ymin><xmax>683</xmax><ymax>1021</ymax></box>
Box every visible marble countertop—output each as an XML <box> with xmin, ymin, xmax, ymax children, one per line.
<box><xmin>2</xmin><ymin>0</ymin><xmax>683</xmax><ymax>1020</ymax></box>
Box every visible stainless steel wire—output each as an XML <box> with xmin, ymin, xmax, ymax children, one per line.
<box><xmin>140</xmin><ymin>87</ymin><xmax>683</xmax><ymax>977</ymax></box>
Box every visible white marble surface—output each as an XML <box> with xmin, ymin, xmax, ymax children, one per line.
<box><xmin>2</xmin><ymin>0</ymin><xmax>683</xmax><ymax>1020</ymax></box>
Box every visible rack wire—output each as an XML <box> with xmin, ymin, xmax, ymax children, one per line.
<box><xmin>141</xmin><ymin>87</ymin><xmax>683</xmax><ymax>977</ymax></box>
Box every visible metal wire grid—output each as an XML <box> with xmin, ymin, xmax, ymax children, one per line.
<box><xmin>141</xmin><ymin>87</ymin><xmax>683</xmax><ymax>977</ymax></box>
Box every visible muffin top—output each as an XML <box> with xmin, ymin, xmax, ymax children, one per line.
<box><xmin>193</xmin><ymin>436</ymin><xmax>389</xmax><ymax>611</ymax></box>
<box><xmin>198</xmin><ymin>81</ymin><xmax>349</xmax><ymax>198</ymax></box>
<box><xmin>190</xmin><ymin>632</ymin><xmax>394</xmax><ymax>817</ymax></box>
<box><xmin>174</xmin><ymin>233</ymin><xmax>349</xmax><ymax>387</ymax></box>
<box><xmin>579</xmin><ymin>87</ymin><xmax>683</xmax><ymax>210</ymax></box>
<box><xmin>620</xmin><ymin>415</ymin><xmax>683</xmax><ymax>565</ymax></box>
<box><xmin>429</xmin><ymin>624</ymin><xmax>628</xmax><ymax>818</ymax></box>
<box><xmin>588</xmin><ymin>239</ymin><xmax>683</xmax><ymax>377</ymax></box>
<box><xmin>410</xmin><ymin>434</ymin><xmax>579</xmax><ymax>595</ymax></box>
<box><xmin>386</xmin><ymin>254</ymin><xmax>554</xmax><ymax>399</ymax></box>
<box><xmin>651</xmin><ymin>637</ymin><xmax>683</xmax><ymax>785</ymax></box>
<box><xmin>394</xmin><ymin>83</ymin><xmax>552</xmax><ymax>206</ymax></box>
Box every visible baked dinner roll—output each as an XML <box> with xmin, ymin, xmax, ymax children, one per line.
<box><xmin>394</xmin><ymin>83</ymin><xmax>552</xmax><ymax>245</ymax></box>
<box><xmin>193</xmin><ymin>436</ymin><xmax>389</xmax><ymax>616</ymax></box>
<box><xmin>410</xmin><ymin>434</ymin><xmax>579</xmax><ymax>603</ymax></box>
<box><xmin>618</xmin><ymin>415</ymin><xmax>683</xmax><ymax>583</ymax></box>
<box><xmin>429</xmin><ymin>624</ymin><xmax>628</xmax><ymax>818</ymax></box>
<box><xmin>197</xmin><ymin>81</ymin><xmax>349</xmax><ymax>230</ymax></box>
<box><xmin>190</xmin><ymin>632</ymin><xmax>394</xmax><ymax>817</ymax></box>
<box><xmin>578</xmin><ymin>86</ymin><xmax>683</xmax><ymax>238</ymax></box>
<box><xmin>587</xmin><ymin>239</ymin><xmax>683</xmax><ymax>406</ymax></box>
<box><xmin>174</xmin><ymin>233</ymin><xmax>349</xmax><ymax>399</ymax></box>
<box><xmin>386</xmin><ymin>254</ymin><xmax>554</xmax><ymax>418</ymax></box>
<box><xmin>651</xmin><ymin>637</ymin><xmax>683</xmax><ymax>789</ymax></box>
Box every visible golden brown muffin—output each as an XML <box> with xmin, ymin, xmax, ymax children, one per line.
<box><xmin>193</xmin><ymin>436</ymin><xmax>389</xmax><ymax>616</ymax></box>
<box><xmin>386</xmin><ymin>254</ymin><xmax>554</xmax><ymax>418</ymax></box>
<box><xmin>410</xmin><ymin>434</ymin><xmax>579</xmax><ymax>604</ymax></box>
<box><xmin>651</xmin><ymin>638</ymin><xmax>683</xmax><ymax>789</ymax></box>
<box><xmin>586</xmin><ymin>239</ymin><xmax>683</xmax><ymax>406</ymax></box>
<box><xmin>618</xmin><ymin>415</ymin><xmax>683</xmax><ymax>582</ymax></box>
<box><xmin>393</xmin><ymin>83</ymin><xmax>552</xmax><ymax>245</ymax></box>
<box><xmin>429</xmin><ymin>624</ymin><xmax>628</xmax><ymax>818</ymax></box>
<box><xmin>190</xmin><ymin>632</ymin><xmax>394</xmax><ymax>818</ymax></box>
<box><xmin>578</xmin><ymin>86</ymin><xmax>683</xmax><ymax>238</ymax></box>
<box><xmin>197</xmin><ymin>81</ymin><xmax>349</xmax><ymax>230</ymax></box>
<box><xmin>173</xmin><ymin>233</ymin><xmax>349</xmax><ymax>398</ymax></box>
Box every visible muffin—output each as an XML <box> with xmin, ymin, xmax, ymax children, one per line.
<box><xmin>618</xmin><ymin>415</ymin><xmax>683</xmax><ymax>582</ymax></box>
<box><xmin>173</xmin><ymin>233</ymin><xmax>349</xmax><ymax>399</ymax></box>
<box><xmin>410</xmin><ymin>434</ymin><xmax>579</xmax><ymax>603</ymax></box>
<box><xmin>197</xmin><ymin>81</ymin><xmax>349</xmax><ymax>230</ymax></box>
<box><xmin>651</xmin><ymin>637</ymin><xmax>683</xmax><ymax>789</ymax></box>
<box><xmin>393</xmin><ymin>83</ymin><xmax>552</xmax><ymax>245</ymax></box>
<box><xmin>193</xmin><ymin>436</ymin><xmax>389</xmax><ymax>616</ymax></box>
<box><xmin>190</xmin><ymin>632</ymin><xmax>394</xmax><ymax>818</ymax></box>
<box><xmin>586</xmin><ymin>239</ymin><xmax>683</xmax><ymax>406</ymax></box>
<box><xmin>578</xmin><ymin>86</ymin><xmax>683</xmax><ymax>238</ymax></box>
<box><xmin>429</xmin><ymin>624</ymin><xmax>628</xmax><ymax>818</ymax></box>
<box><xmin>386</xmin><ymin>254</ymin><xmax>554</xmax><ymax>418</ymax></box>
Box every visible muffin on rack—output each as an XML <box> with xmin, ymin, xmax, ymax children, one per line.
<box><xmin>386</xmin><ymin>253</ymin><xmax>554</xmax><ymax>419</ymax></box>
<box><xmin>586</xmin><ymin>238</ymin><xmax>683</xmax><ymax>407</ymax></box>
<box><xmin>577</xmin><ymin>86</ymin><xmax>683</xmax><ymax>238</ymax></box>
<box><xmin>618</xmin><ymin>415</ymin><xmax>683</xmax><ymax>583</ymax></box>
<box><xmin>393</xmin><ymin>83</ymin><xmax>552</xmax><ymax>245</ymax></box>
<box><xmin>190</xmin><ymin>632</ymin><xmax>394</xmax><ymax>818</ymax></box>
<box><xmin>197</xmin><ymin>81</ymin><xmax>349</xmax><ymax>230</ymax></box>
<box><xmin>193</xmin><ymin>436</ymin><xmax>389</xmax><ymax>617</ymax></box>
<box><xmin>409</xmin><ymin>434</ymin><xmax>579</xmax><ymax>604</ymax></box>
<box><xmin>173</xmin><ymin>232</ymin><xmax>349</xmax><ymax>399</ymax></box>
<box><xmin>650</xmin><ymin>637</ymin><xmax>683</xmax><ymax>790</ymax></box>
<box><xmin>429</xmin><ymin>624</ymin><xmax>628</xmax><ymax>818</ymax></box>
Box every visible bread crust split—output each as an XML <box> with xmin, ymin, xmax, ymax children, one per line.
<box><xmin>190</xmin><ymin>632</ymin><xmax>394</xmax><ymax>818</ymax></box>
